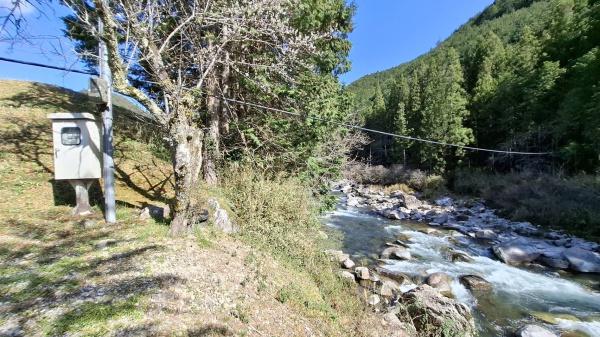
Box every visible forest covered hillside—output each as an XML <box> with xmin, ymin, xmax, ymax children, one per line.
<box><xmin>347</xmin><ymin>0</ymin><xmax>599</xmax><ymax>173</ymax></box>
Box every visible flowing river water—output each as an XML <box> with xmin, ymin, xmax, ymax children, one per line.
<box><xmin>322</xmin><ymin>192</ymin><xmax>600</xmax><ymax>337</ymax></box>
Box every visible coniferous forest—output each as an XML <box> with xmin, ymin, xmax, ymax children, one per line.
<box><xmin>348</xmin><ymin>0</ymin><xmax>600</xmax><ymax>174</ymax></box>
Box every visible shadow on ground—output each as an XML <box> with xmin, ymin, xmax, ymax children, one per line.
<box><xmin>0</xmin><ymin>217</ymin><xmax>178</xmax><ymax>336</ymax></box>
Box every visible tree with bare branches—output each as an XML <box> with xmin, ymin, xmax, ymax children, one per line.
<box><xmin>62</xmin><ymin>0</ymin><xmax>354</xmax><ymax>235</ymax></box>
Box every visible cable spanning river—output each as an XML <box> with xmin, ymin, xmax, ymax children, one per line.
<box><xmin>322</xmin><ymin>190</ymin><xmax>600</xmax><ymax>337</ymax></box>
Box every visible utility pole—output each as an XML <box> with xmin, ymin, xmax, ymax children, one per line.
<box><xmin>98</xmin><ymin>15</ymin><xmax>116</xmax><ymax>223</ymax></box>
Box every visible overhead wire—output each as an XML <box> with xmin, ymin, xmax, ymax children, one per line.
<box><xmin>0</xmin><ymin>56</ymin><xmax>552</xmax><ymax>156</ymax></box>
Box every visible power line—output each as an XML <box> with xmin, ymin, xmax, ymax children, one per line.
<box><xmin>0</xmin><ymin>56</ymin><xmax>97</xmax><ymax>75</ymax></box>
<box><xmin>0</xmin><ymin>56</ymin><xmax>552</xmax><ymax>156</ymax></box>
<box><xmin>216</xmin><ymin>96</ymin><xmax>552</xmax><ymax>156</ymax></box>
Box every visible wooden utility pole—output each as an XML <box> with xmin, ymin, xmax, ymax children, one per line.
<box><xmin>98</xmin><ymin>15</ymin><xmax>116</xmax><ymax>223</ymax></box>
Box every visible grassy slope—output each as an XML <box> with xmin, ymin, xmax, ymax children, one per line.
<box><xmin>0</xmin><ymin>80</ymin><xmax>385</xmax><ymax>337</ymax></box>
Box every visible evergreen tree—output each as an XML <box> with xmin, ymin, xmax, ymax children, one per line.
<box><xmin>416</xmin><ymin>48</ymin><xmax>473</xmax><ymax>172</ymax></box>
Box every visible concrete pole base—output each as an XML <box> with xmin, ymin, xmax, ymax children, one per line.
<box><xmin>69</xmin><ymin>179</ymin><xmax>94</xmax><ymax>216</ymax></box>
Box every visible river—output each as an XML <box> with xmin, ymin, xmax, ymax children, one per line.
<box><xmin>322</xmin><ymin>190</ymin><xmax>600</xmax><ymax>337</ymax></box>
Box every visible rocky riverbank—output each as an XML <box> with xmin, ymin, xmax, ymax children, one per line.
<box><xmin>340</xmin><ymin>180</ymin><xmax>600</xmax><ymax>273</ymax></box>
<box><xmin>324</xmin><ymin>180</ymin><xmax>600</xmax><ymax>337</ymax></box>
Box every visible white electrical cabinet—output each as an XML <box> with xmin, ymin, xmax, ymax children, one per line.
<box><xmin>48</xmin><ymin>113</ymin><xmax>102</xmax><ymax>180</ymax></box>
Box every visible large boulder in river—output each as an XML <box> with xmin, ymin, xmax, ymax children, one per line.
<box><xmin>536</xmin><ymin>249</ymin><xmax>570</xmax><ymax>270</ymax></box>
<box><xmin>475</xmin><ymin>229</ymin><xmax>498</xmax><ymax>240</ymax></box>
<box><xmin>493</xmin><ymin>238</ymin><xmax>541</xmax><ymax>265</ymax></box>
<box><xmin>401</xmin><ymin>285</ymin><xmax>475</xmax><ymax>337</ymax></box>
<box><xmin>381</xmin><ymin>246</ymin><xmax>412</xmax><ymax>260</ymax></box>
<box><xmin>425</xmin><ymin>272</ymin><xmax>453</xmax><ymax>294</ymax></box>
<box><xmin>563</xmin><ymin>247</ymin><xmax>600</xmax><ymax>273</ymax></box>
<box><xmin>516</xmin><ymin>324</ymin><xmax>558</xmax><ymax>337</ymax></box>
<box><xmin>459</xmin><ymin>275</ymin><xmax>492</xmax><ymax>292</ymax></box>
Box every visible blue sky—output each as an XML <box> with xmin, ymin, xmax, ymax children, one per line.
<box><xmin>0</xmin><ymin>1</ymin><xmax>88</xmax><ymax>90</ymax></box>
<box><xmin>341</xmin><ymin>0</ymin><xmax>493</xmax><ymax>84</ymax></box>
<box><xmin>0</xmin><ymin>0</ymin><xmax>493</xmax><ymax>90</ymax></box>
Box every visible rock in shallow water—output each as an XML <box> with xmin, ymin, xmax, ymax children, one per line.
<box><xmin>563</xmin><ymin>247</ymin><xmax>600</xmax><ymax>273</ymax></box>
<box><xmin>537</xmin><ymin>250</ymin><xmax>570</xmax><ymax>270</ymax></box>
<box><xmin>493</xmin><ymin>238</ymin><xmax>541</xmax><ymax>265</ymax></box>
<box><xmin>459</xmin><ymin>275</ymin><xmax>492</xmax><ymax>292</ymax></box>
<box><xmin>530</xmin><ymin>311</ymin><xmax>580</xmax><ymax>324</ymax></box>
<box><xmin>435</xmin><ymin>197</ymin><xmax>453</xmax><ymax>207</ymax></box>
<box><xmin>516</xmin><ymin>324</ymin><xmax>558</xmax><ymax>337</ymax></box>
<box><xmin>380</xmin><ymin>246</ymin><xmax>412</xmax><ymax>260</ymax></box>
<box><xmin>475</xmin><ymin>229</ymin><xmax>498</xmax><ymax>240</ymax></box>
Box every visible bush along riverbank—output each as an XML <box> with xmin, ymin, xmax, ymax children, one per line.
<box><xmin>324</xmin><ymin>180</ymin><xmax>600</xmax><ymax>337</ymax></box>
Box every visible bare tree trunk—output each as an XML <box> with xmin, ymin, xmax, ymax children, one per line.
<box><xmin>170</xmin><ymin>115</ymin><xmax>204</xmax><ymax>236</ymax></box>
<box><xmin>219</xmin><ymin>50</ymin><xmax>231</xmax><ymax>136</ymax></box>
<box><xmin>203</xmin><ymin>76</ymin><xmax>220</xmax><ymax>186</ymax></box>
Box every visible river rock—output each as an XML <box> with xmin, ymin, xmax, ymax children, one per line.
<box><xmin>475</xmin><ymin>229</ymin><xmax>498</xmax><ymax>240</ymax></box>
<box><xmin>342</xmin><ymin>258</ymin><xmax>355</xmax><ymax>269</ymax></box>
<box><xmin>433</xmin><ymin>213</ymin><xmax>450</xmax><ymax>225</ymax></box>
<box><xmin>459</xmin><ymin>275</ymin><xmax>492</xmax><ymax>292</ymax></box>
<box><xmin>493</xmin><ymin>238</ymin><xmax>541</xmax><ymax>265</ymax></box>
<box><xmin>530</xmin><ymin>311</ymin><xmax>580</xmax><ymax>324</ymax></box>
<box><xmin>379</xmin><ymin>280</ymin><xmax>401</xmax><ymax>297</ymax></box>
<box><xmin>451</xmin><ymin>250</ymin><xmax>474</xmax><ymax>263</ymax></box>
<box><xmin>396</xmin><ymin>233</ymin><xmax>413</xmax><ymax>243</ymax></box>
<box><xmin>355</xmin><ymin>267</ymin><xmax>370</xmax><ymax>280</ymax></box>
<box><xmin>400</xmin><ymin>193</ymin><xmax>421</xmax><ymax>210</ymax></box>
<box><xmin>367</xmin><ymin>294</ymin><xmax>381</xmax><ymax>306</ymax></box>
<box><xmin>339</xmin><ymin>270</ymin><xmax>355</xmax><ymax>282</ymax></box>
<box><xmin>325</xmin><ymin>250</ymin><xmax>349</xmax><ymax>263</ymax></box>
<box><xmin>208</xmin><ymin>198</ymin><xmax>238</xmax><ymax>233</ymax></box>
<box><xmin>560</xmin><ymin>331</ymin><xmax>592</xmax><ymax>337</ymax></box>
<box><xmin>381</xmin><ymin>246</ymin><xmax>412</xmax><ymax>260</ymax></box>
<box><xmin>435</xmin><ymin>197</ymin><xmax>453</xmax><ymax>207</ymax></box>
<box><xmin>425</xmin><ymin>272</ymin><xmax>453</xmax><ymax>294</ymax></box>
<box><xmin>514</xmin><ymin>222</ymin><xmax>539</xmax><ymax>236</ymax></box>
<box><xmin>537</xmin><ymin>250</ymin><xmax>570</xmax><ymax>269</ymax></box>
<box><xmin>383</xmin><ymin>209</ymin><xmax>406</xmax><ymax>220</ymax></box>
<box><xmin>347</xmin><ymin>194</ymin><xmax>361</xmax><ymax>207</ymax></box>
<box><xmin>401</xmin><ymin>285</ymin><xmax>475</xmax><ymax>337</ymax></box>
<box><xmin>376</xmin><ymin>267</ymin><xmax>412</xmax><ymax>284</ymax></box>
<box><xmin>516</xmin><ymin>324</ymin><xmax>558</xmax><ymax>337</ymax></box>
<box><xmin>456</xmin><ymin>213</ymin><xmax>470</xmax><ymax>221</ymax></box>
<box><xmin>563</xmin><ymin>247</ymin><xmax>600</xmax><ymax>273</ymax></box>
<box><xmin>418</xmin><ymin>227</ymin><xmax>438</xmax><ymax>235</ymax></box>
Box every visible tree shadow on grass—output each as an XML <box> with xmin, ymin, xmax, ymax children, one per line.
<box><xmin>0</xmin><ymin>218</ymin><xmax>178</xmax><ymax>336</ymax></box>
<box><xmin>0</xmin><ymin>115</ymin><xmax>54</xmax><ymax>174</ymax></box>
